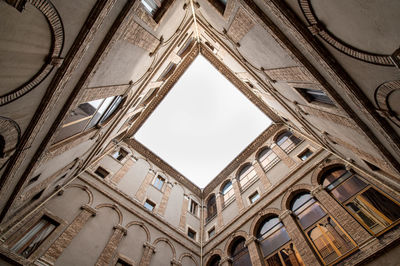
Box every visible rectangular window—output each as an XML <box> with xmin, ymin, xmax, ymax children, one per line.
<box><xmin>153</xmin><ymin>175</ymin><xmax>165</xmax><ymax>190</ymax></box>
<box><xmin>144</xmin><ymin>200</ymin><xmax>156</xmax><ymax>212</ymax></box>
<box><xmin>187</xmin><ymin>228</ymin><xmax>196</xmax><ymax>240</ymax></box>
<box><xmin>296</xmin><ymin>87</ymin><xmax>334</xmax><ymax>105</ymax></box>
<box><xmin>112</xmin><ymin>149</ymin><xmax>128</xmax><ymax>161</ymax></box>
<box><xmin>141</xmin><ymin>0</ymin><xmax>162</xmax><ymax>16</ymax></box>
<box><xmin>208</xmin><ymin>227</ymin><xmax>215</xmax><ymax>238</ymax></box>
<box><xmin>116</xmin><ymin>258</ymin><xmax>132</xmax><ymax>266</ymax></box>
<box><xmin>249</xmin><ymin>191</ymin><xmax>260</xmax><ymax>204</ymax></box>
<box><xmin>298</xmin><ymin>149</ymin><xmax>313</xmax><ymax>161</ymax></box>
<box><xmin>10</xmin><ymin>216</ymin><xmax>58</xmax><ymax>258</ymax></box>
<box><xmin>28</xmin><ymin>174</ymin><xmax>40</xmax><ymax>185</ymax></box>
<box><xmin>94</xmin><ymin>167</ymin><xmax>109</xmax><ymax>179</ymax></box>
<box><xmin>158</xmin><ymin>63</ymin><xmax>177</xmax><ymax>81</ymax></box>
<box><xmin>189</xmin><ymin>200</ymin><xmax>198</xmax><ymax>216</ymax></box>
<box><xmin>208</xmin><ymin>0</ymin><xmax>227</xmax><ymax>14</ymax></box>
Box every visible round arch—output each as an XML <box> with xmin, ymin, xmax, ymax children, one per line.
<box><xmin>249</xmin><ymin>208</ymin><xmax>282</xmax><ymax>237</ymax></box>
<box><xmin>95</xmin><ymin>203</ymin><xmax>123</xmax><ymax>224</ymax></box>
<box><xmin>153</xmin><ymin>237</ymin><xmax>176</xmax><ymax>259</ymax></box>
<box><xmin>125</xmin><ymin>221</ymin><xmax>151</xmax><ymax>242</ymax></box>
<box><xmin>281</xmin><ymin>184</ymin><xmax>313</xmax><ymax>210</ymax></box>
<box><xmin>223</xmin><ymin>230</ymin><xmax>249</xmax><ymax>257</ymax></box>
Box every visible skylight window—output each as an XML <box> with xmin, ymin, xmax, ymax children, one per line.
<box><xmin>135</xmin><ymin>55</ymin><xmax>271</xmax><ymax>188</ymax></box>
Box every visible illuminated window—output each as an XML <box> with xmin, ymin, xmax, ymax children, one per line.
<box><xmin>189</xmin><ymin>200</ymin><xmax>198</xmax><ymax>216</ymax></box>
<box><xmin>257</xmin><ymin>147</ymin><xmax>279</xmax><ymax>171</ymax></box>
<box><xmin>55</xmin><ymin>96</ymin><xmax>122</xmax><ymax>143</ymax></box>
<box><xmin>298</xmin><ymin>148</ymin><xmax>313</xmax><ymax>161</ymax></box>
<box><xmin>296</xmin><ymin>87</ymin><xmax>334</xmax><ymax>105</ymax></box>
<box><xmin>257</xmin><ymin>216</ymin><xmax>304</xmax><ymax>265</ymax></box>
<box><xmin>153</xmin><ymin>175</ymin><xmax>165</xmax><ymax>190</ymax></box>
<box><xmin>291</xmin><ymin>193</ymin><xmax>355</xmax><ymax>264</ymax></box>
<box><xmin>10</xmin><ymin>216</ymin><xmax>58</xmax><ymax>258</ymax></box>
<box><xmin>221</xmin><ymin>180</ymin><xmax>234</xmax><ymax>206</ymax></box>
<box><xmin>249</xmin><ymin>191</ymin><xmax>260</xmax><ymax>204</ymax></box>
<box><xmin>237</xmin><ymin>164</ymin><xmax>257</xmax><ymax>190</ymax></box>
<box><xmin>322</xmin><ymin>167</ymin><xmax>400</xmax><ymax>235</ymax></box>
<box><xmin>112</xmin><ymin>148</ymin><xmax>128</xmax><ymax>161</ymax></box>
<box><xmin>276</xmin><ymin>131</ymin><xmax>301</xmax><ymax>153</ymax></box>
<box><xmin>144</xmin><ymin>199</ymin><xmax>156</xmax><ymax>211</ymax></box>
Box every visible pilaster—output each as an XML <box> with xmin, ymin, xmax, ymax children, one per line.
<box><xmin>135</xmin><ymin>170</ymin><xmax>156</xmax><ymax>202</ymax></box>
<box><xmin>271</xmin><ymin>144</ymin><xmax>296</xmax><ymax>168</ymax></box>
<box><xmin>231</xmin><ymin>179</ymin><xmax>245</xmax><ymax>211</ymax></box>
<box><xmin>157</xmin><ymin>182</ymin><xmax>173</xmax><ymax>216</ymax></box>
<box><xmin>95</xmin><ymin>224</ymin><xmax>127</xmax><ymax>266</ymax></box>
<box><xmin>245</xmin><ymin>236</ymin><xmax>265</xmax><ymax>266</ymax></box>
<box><xmin>216</xmin><ymin>193</ymin><xmax>224</xmax><ymax>230</ymax></box>
<box><xmin>139</xmin><ymin>242</ymin><xmax>156</xmax><ymax>266</ymax></box>
<box><xmin>252</xmin><ymin>160</ymin><xmax>271</xmax><ymax>192</ymax></box>
<box><xmin>179</xmin><ymin>194</ymin><xmax>189</xmax><ymax>230</ymax></box>
<box><xmin>112</xmin><ymin>158</ymin><xmax>135</xmax><ymax>183</ymax></box>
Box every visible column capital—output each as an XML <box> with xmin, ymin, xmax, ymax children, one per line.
<box><xmin>171</xmin><ymin>258</ymin><xmax>182</xmax><ymax>266</ymax></box>
<box><xmin>310</xmin><ymin>185</ymin><xmax>324</xmax><ymax>196</ymax></box>
<box><xmin>245</xmin><ymin>235</ymin><xmax>259</xmax><ymax>247</ymax></box>
<box><xmin>279</xmin><ymin>209</ymin><xmax>292</xmax><ymax>220</ymax></box>
<box><xmin>143</xmin><ymin>241</ymin><xmax>156</xmax><ymax>253</ymax></box>
<box><xmin>113</xmin><ymin>224</ymin><xmax>128</xmax><ymax>235</ymax></box>
<box><xmin>81</xmin><ymin>204</ymin><xmax>97</xmax><ymax>216</ymax></box>
<box><xmin>220</xmin><ymin>256</ymin><xmax>233</xmax><ymax>264</ymax></box>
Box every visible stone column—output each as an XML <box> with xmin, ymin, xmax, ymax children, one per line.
<box><xmin>271</xmin><ymin>144</ymin><xmax>296</xmax><ymax>168</ymax></box>
<box><xmin>246</xmin><ymin>236</ymin><xmax>265</xmax><ymax>266</ymax></box>
<box><xmin>216</xmin><ymin>193</ymin><xmax>224</xmax><ymax>229</ymax></box>
<box><xmin>179</xmin><ymin>195</ymin><xmax>189</xmax><ymax>230</ymax></box>
<box><xmin>95</xmin><ymin>224</ymin><xmax>127</xmax><ymax>266</ymax></box>
<box><xmin>112</xmin><ymin>158</ymin><xmax>135</xmax><ymax>183</ymax></box>
<box><xmin>157</xmin><ymin>182</ymin><xmax>173</xmax><ymax>216</ymax></box>
<box><xmin>279</xmin><ymin>210</ymin><xmax>320</xmax><ymax>266</ymax></box>
<box><xmin>139</xmin><ymin>242</ymin><xmax>156</xmax><ymax>266</ymax></box>
<box><xmin>252</xmin><ymin>160</ymin><xmax>271</xmax><ymax>192</ymax></box>
<box><xmin>231</xmin><ymin>179</ymin><xmax>245</xmax><ymax>211</ymax></box>
<box><xmin>220</xmin><ymin>256</ymin><xmax>232</xmax><ymax>266</ymax></box>
<box><xmin>135</xmin><ymin>170</ymin><xmax>156</xmax><ymax>202</ymax></box>
<box><xmin>311</xmin><ymin>185</ymin><xmax>371</xmax><ymax>245</ymax></box>
<box><xmin>39</xmin><ymin>205</ymin><xmax>97</xmax><ymax>264</ymax></box>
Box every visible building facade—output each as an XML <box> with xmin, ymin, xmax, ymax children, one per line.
<box><xmin>0</xmin><ymin>0</ymin><xmax>400</xmax><ymax>265</ymax></box>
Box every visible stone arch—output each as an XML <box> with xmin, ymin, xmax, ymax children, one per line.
<box><xmin>0</xmin><ymin>116</ymin><xmax>21</xmax><ymax>170</ymax></box>
<box><xmin>179</xmin><ymin>253</ymin><xmax>198</xmax><ymax>266</ymax></box>
<box><xmin>64</xmin><ymin>184</ymin><xmax>94</xmax><ymax>205</ymax></box>
<box><xmin>153</xmin><ymin>237</ymin><xmax>176</xmax><ymax>259</ymax></box>
<box><xmin>281</xmin><ymin>183</ymin><xmax>313</xmax><ymax>210</ymax></box>
<box><xmin>311</xmin><ymin>159</ymin><xmax>346</xmax><ymax>186</ymax></box>
<box><xmin>272</xmin><ymin>128</ymin><xmax>289</xmax><ymax>143</ymax></box>
<box><xmin>0</xmin><ymin>0</ymin><xmax>64</xmax><ymax>105</ymax></box>
<box><xmin>204</xmin><ymin>249</ymin><xmax>223</xmax><ymax>266</ymax></box>
<box><xmin>223</xmin><ymin>230</ymin><xmax>249</xmax><ymax>257</ymax></box>
<box><xmin>125</xmin><ymin>221</ymin><xmax>151</xmax><ymax>242</ymax></box>
<box><xmin>95</xmin><ymin>203</ymin><xmax>123</xmax><ymax>224</ymax></box>
<box><xmin>250</xmin><ymin>208</ymin><xmax>282</xmax><ymax>237</ymax></box>
<box><xmin>220</xmin><ymin>178</ymin><xmax>232</xmax><ymax>193</ymax></box>
<box><xmin>374</xmin><ymin>80</ymin><xmax>400</xmax><ymax>127</ymax></box>
<box><xmin>235</xmin><ymin>162</ymin><xmax>253</xmax><ymax>179</ymax></box>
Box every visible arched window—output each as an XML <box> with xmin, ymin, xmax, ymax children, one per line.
<box><xmin>257</xmin><ymin>216</ymin><xmax>304</xmax><ymax>265</ymax></box>
<box><xmin>290</xmin><ymin>193</ymin><xmax>355</xmax><ymax>264</ymax></box>
<box><xmin>230</xmin><ymin>237</ymin><xmax>251</xmax><ymax>266</ymax></box>
<box><xmin>54</xmin><ymin>96</ymin><xmax>123</xmax><ymax>143</ymax></box>
<box><xmin>237</xmin><ymin>164</ymin><xmax>257</xmax><ymax>190</ymax></box>
<box><xmin>257</xmin><ymin>147</ymin><xmax>279</xmax><ymax>171</ymax></box>
<box><xmin>321</xmin><ymin>167</ymin><xmax>400</xmax><ymax>235</ymax></box>
<box><xmin>206</xmin><ymin>194</ymin><xmax>217</xmax><ymax>222</ymax></box>
<box><xmin>221</xmin><ymin>180</ymin><xmax>234</xmax><ymax>207</ymax></box>
<box><xmin>276</xmin><ymin>131</ymin><xmax>301</xmax><ymax>153</ymax></box>
<box><xmin>207</xmin><ymin>254</ymin><xmax>221</xmax><ymax>266</ymax></box>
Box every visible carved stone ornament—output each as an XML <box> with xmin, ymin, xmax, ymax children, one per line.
<box><xmin>374</xmin><ymin>80</ymin><xmax>400</xmax><ymax>128</ymax></box>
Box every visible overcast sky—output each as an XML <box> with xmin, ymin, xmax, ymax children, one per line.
<box><xmin>135</xmin><ymin>55</ymin><xmax>271</xmax><ymax>188</ymax></box>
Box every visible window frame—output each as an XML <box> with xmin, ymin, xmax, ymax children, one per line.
<box><xmin>187</xmin><ymin>227</ymin><xmax>197</xmax><ymax>241</ymax></box>
<box><xmin>144</xmin><ymin>199</ymin><xmax>156</xmax><ymax>212</ymax></box>
<box><xmin>189</xmin><ymin>199</ymin><xmax>199</xmax><ymax>217</ymax></box>
<box><xmin>248</xmin><ymin>191</ymin><xmax>260</xmax><ymax>204</ymax></box>
<box><xmin>153</xmin><ymin>174</ymin><xmax>165</xmax><ymax>191</ymax></box>
<box><xmin>94</xmin><ymin>166</ymin><xmax>110</xmax><ymax>179</ymax></box>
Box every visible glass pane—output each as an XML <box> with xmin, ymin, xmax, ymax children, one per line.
<box><xmin>222</xmin><ymin>181</ymin><xmax>232</xmax><ymax>195</ymax></box>
<box><xmin>322</xmin><ymin>168</ymin><xmax>347</xmax><ymax>188</ymax></box>
<box><xmin>291</xmin><ymin>193</ymin><xmax>313</xmax><ymax>212</ymax></box>
<box><xmin>101</xmin><ymin>96</ymin><xmax>122</xmax><ymax>123</ymax></box>
<box><xmin>308</xmin><ymin>226</ymin><xmax>338</xmax><ymax>264</ymax></box>
<box><xmin>265</xmin><ymin>253</ymin><xmax>282</xmax><ymax>266</ymax></box>
<box><xmin>258</xmin><ymin>217</ymin><xmax>281</xmax><ymax>237</ymax></box>
<box><xmin>331</xmin><ymin>176</ymin><xmax>368</xmax><ymax>202</ymax></box>
<box><xmin>280</xmin><ymin>244</ymin><xmax>304</xmax><ymax>266</ymax></box>
<box><xmin>297</xmin><ymin>202</ymin><xmax>326</xmax><ymax>229</ymax></box>
<box><xmin>86</xmin><ymin>97</ymin><xmax>115</xmax><ymax>129</ymax></box>
<box><xmin>260</xmin><ymin>227</ymin><xmax>291</xmax><ymax>257</ymax></box>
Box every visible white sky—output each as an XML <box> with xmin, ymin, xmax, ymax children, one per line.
<box><xmin>134</xmin><ymin>55</ymin><xmax>271</xmax><ymax>188</ymax></box>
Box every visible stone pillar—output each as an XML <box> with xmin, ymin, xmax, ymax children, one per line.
<box><xmin>220</xmin><ymin>256</ymin><xmax>232</xmax><ymax>266</ymax></box>
<box><xmin>179</xmin><ymin>194</ymin><xmax>189</xmax><ymax>230</ymax></box>
<box><xmin>39</xmin><ymin>205</ymin><xmax>97</xmax><ymax>264</ymax></box>
<box><xmin>252</xmin><ymin>160</ymin><xmax>271</xmax><ymax>192</ymax></box>
<box><xmin>157</xmin><ymin>182</ymin><xmax>173</xmax><ymax>216</ymax></box>
<box><xmin>139</xmin><ymin>242</ymin><xmax>156</xmax><ymax>266</ymax></box>
<box><xmin>231</xmin><ymin>179</ymin><xmax>245</xmax><ymax>211</ymax></box>
<box><xmin>135</xmin><ymin>170</ymin><xmax>156</xmax><ymax>202</ymax></box>
<box><xmin>246</xmin><ymin>236</ymin><xmax>265</xmax><ymax>266</ymax></box>
<box><xmin>112</xmin><ymin>158</ymin><xmax>135</xmax><ymax>183</ymax></box>
<box><xmin>279</xmin><ymin>210</ymin><xmax>320</xmax><ymax>266</ymax></box>
<box><xmin>216</xmin><ymin>193</ymin><xmax>224</xmax><ymax>229</ymax></box>
<box><xmin>311</xmin><ymin>185</ymin><xmax>371</xmax><ymax>245</ymax></box>
<box><xmin>271</xmin><ymin>144</ymin><xmax>296</xmax><ymax>168</ymax></box>
<box><xmin>95</xmin><ymin>224</ymin><xmax>127</xmax><ymax>266</ymax></box>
